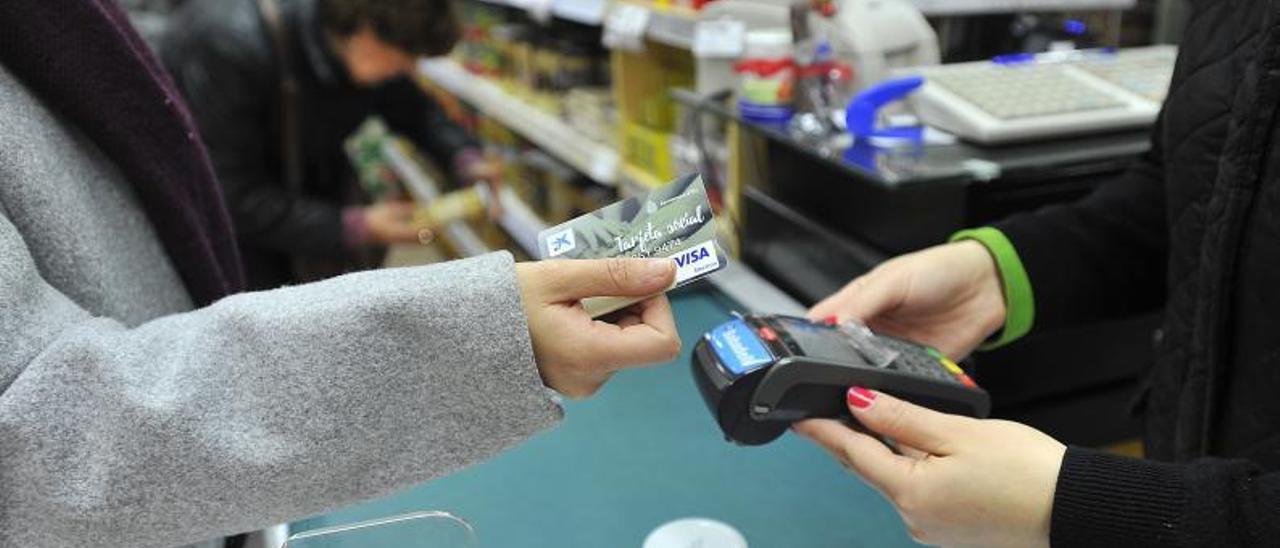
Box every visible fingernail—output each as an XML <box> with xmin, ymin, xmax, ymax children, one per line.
<box><xmin>847</xmin><ymin>386</ymin><xmax>876</xmax><ymax>410</ymax></box>
<box><xmin>824</xmin><ymin>315</ymin><xmax>840</xmax><ymax>326</ymax></box>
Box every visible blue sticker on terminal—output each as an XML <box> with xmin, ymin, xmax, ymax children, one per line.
<box><xmin>710</xmin><ymin>319</ymin><xmax>774</xmax><ymax>376</ymax></box>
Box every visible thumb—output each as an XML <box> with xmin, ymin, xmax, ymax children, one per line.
<box><xmin>807</xmin><ymin>270</ymin><xmax>905</xmax><ymax>324</ymax></box>
<box><xmin>845</xmin><ymin>387</ymin><xmax>968</xmax><ymax>456</ymax></box>
<box><xmin>537</xmin><ymin>258</ymin><xmax>676</xmax><ymax>301</ymax></box>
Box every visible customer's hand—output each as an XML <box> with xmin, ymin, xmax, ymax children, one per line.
<box><xmin>809</xmin><ymin>241</ymin><xmax>1005</xmax><ymax>360</ymax></box>
<box><xmin>516</xmin><ymin>258</ymin><xmax>681</xmax><ymax>399</ymax></box>
<box><xmin>458</xmin><ymin>157</ymin><xmax>503</xmax><ymax>185</ymax></box>
<box><xmin>459</xmin><ymin>157</ymin><xmax>505</xmax><ymax>220</ymax></box>
<box><xmin>363</xmin><ymin>201</ymin><xmax>425</xmax><ymax>245</ymax></box>
<box><xmin>795</xmin><ymin>389</ymin><xmax>1065</xmax><ymax>548</ymax></box>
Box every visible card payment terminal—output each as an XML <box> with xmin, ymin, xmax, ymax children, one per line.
<box><xmin>692</xmin><ymin>315</ymin><xmax>991</xmax><ymax>446</ymax></box>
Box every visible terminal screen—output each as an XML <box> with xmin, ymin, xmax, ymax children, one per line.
<box><xmin>772</xmin><ymin>317</ymin><xmax>859</xmax><ymax>364</ymax></box>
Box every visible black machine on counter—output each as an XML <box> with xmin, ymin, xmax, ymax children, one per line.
<box><xmin>692</xmin><ymin>314</ymin><xmax>990</xmax><ymax>446</ymax></box>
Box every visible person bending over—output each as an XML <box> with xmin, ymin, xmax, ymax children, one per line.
<box><xmin>161</xmin><ymin>0</ymin><xmax>503</xmax><ymax>289</ymax></box>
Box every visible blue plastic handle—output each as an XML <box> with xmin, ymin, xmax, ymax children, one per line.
<box><xmin>845</xmin><ymin>76</ymin><xmax>926</xmax><ymax>140</ymax></box>
<box><xmin>1064</xmin><ymin>19</ymin><xmax>1088</xmax><ymax>36</ymax></box>
<box><xmin>992</xmin><ymin>52</ymin><xmax>1036</xmax><ymax>65</ymax></box>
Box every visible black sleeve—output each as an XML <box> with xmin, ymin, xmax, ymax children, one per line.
<box><xmin>377</xmin><ymin>78</ymin><xmax>478</xmax><ymax>177</ymax></box>
<box><xmin>167</xmin><ymin>37</ymin><xmax>348</xmax><ymax>260</ymax></box>
<box><xmin>1051</xmin><ymin>447</ymin><xmax>1280</xmax><ymax>547</ymax></box>
<box><xmin>994</xmin><ymin>115</ymin><xmax>1168</xmax><ymax>332</ymax></box>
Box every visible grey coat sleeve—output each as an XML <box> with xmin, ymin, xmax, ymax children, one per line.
<box><xmin>0</xmin><ymin>211</ymin><xmax>563</xmax><ymax>548</ymax></box>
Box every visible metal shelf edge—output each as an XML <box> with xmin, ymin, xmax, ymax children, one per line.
<box><xmin>418</xmin><ymin>59</ymin><xmax>620</xmax><ymax>186</ymax></box>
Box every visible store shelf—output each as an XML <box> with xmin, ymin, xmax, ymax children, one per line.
<box><xmin>605</xmin><ymin>2</ymin><xmax>698</xmax><ymax>51</ymax></box>
<box><xmin>553</xmin><ymin>0</ymin><xmax>610</xmax><ymax>24</ymax></box>
<box><xmin>645</xmin><ymin>5</ymin><xmax>697</xmax><ymax>50</ymax></box>
<box><xmin>474</xmin><ymin>0</ymin><xmax>609</xmax><ymax>24</ymax></box>
<box><xmin>495</xmin><ymin>187</ymin><xmax>549</xmax><ymax>256</ymax></box>
<box><xmin>468</xmin><ymin>0</ymin><xmax>699</xmax><ymax>46</ymax></box>
<box><xmin>911</xmin><ymin>0</ymin><xmax>1134</xmax><ymax>15</ymax></box>
<box><xmin>620</xmin><ymin>163</ymin><xmax>667</xmax><ymax>192</ymax></box>
<box><xmin>601</xmin><ymin>2</ymin><xmax>700</xmax><ymax>52</ymax></box>
<box><xmin>419</xmin><ymin>58</ymin><xmax>620</xmax><ymax>186</ymax></box>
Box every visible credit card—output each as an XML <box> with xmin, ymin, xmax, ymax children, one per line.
<box><xmin>537</xmin><ymin>174</ymin><xmax>727</xmax><ymax>317</ymax></box>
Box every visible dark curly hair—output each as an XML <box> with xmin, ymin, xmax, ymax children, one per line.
<box><xmin>318</xmin><ymin>0</ymin><xmax>461</xmax><ymax>57</ymax></box>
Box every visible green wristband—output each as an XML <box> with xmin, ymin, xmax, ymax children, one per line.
<box><xmin>950</xmin><ymin>227</ymin><xmax>1035</xmax><ymax>350</ymax></box>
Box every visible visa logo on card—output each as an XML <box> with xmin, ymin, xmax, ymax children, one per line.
<box><xmin>671</xmin><ymin>240</ymin><xmax>719</xmax><ymax>285</ymax></box>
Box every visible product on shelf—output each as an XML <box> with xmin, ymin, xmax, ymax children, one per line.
<box><xmin>413</xmin><ymin>185</ymin><xmax>492</xmax><ymax>233</ymax></box>
<box><xmin>623</xmin><ymin>123</ymin><xmax>676</xmax><ymax>183</ymax></box>
<box><xmin>455</xmin><ymin>1</ymin><xmax>611</xmax><ymax>119</ymax></box>
<box><xmin>343</xmin><ymin>117</ymin><xmax>402</xmax><ymax>201</ymax></box>
<box><xmin>420</xmin><ymin>0</ymin><xmax>630</xmax><ymax>258</ymax></box>
<box><xmin>569</xmin><ymin>179</ymin><xmax>619</xmax><ymax>219</ymax></box>
<box><xmin>612</xmin><ymin>39</ymin><xmax>696</xmax><ymax>185</ymax></box>
<box><xmin>553</xmin><ymin>34</ymin><xmax>608</xmax><ymax>91</ymax></box>
<box><xmin>520</xmin><ymin>150</ymin><xmax>576</xmax><ymax>224</ymax></box>
<box><xmin>456</xmin><ymin>2</ymin><xmax>508</xmax><ymax>77</ymax></box>
<box><xmin>565</xmin><ymin>87</ymin><xmax>618</xmax><ymax>148</ymax></box>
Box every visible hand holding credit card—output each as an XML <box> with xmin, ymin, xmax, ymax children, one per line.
<box><xmin>537</xmin><ymin>174</ymin><xmax>728</xmax><ymax>317</ymax></box>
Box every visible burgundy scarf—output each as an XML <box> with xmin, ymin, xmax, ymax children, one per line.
<box><xmin>0</xmin><ymin>0</ymin><xmax>244</xmax><ymax>306</ymax></box>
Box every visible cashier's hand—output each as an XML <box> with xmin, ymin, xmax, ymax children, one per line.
<box><xmin>795</xmin><ymin>389</ymin><xmax>1065</xmax><ymax>548</ymax></box>
<box><xmin>516</xmin><ymin>258</ymin><xmax>681</xmax><ymax>399</ymax></box>
<box><xmin>809</xmin><ymin>241</ymin><xmax>1005</xmax><ymax>360</ymax></box>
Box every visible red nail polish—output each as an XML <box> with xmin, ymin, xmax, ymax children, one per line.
<box><xmin>847</xmin><ymin>386</ymin><xmax>876</xmax><ymax>409</ymax></box>
<box><xmin>824</xmin><ymin>315</ymin><xmax>840</xmax><ymax>326</ymax></box>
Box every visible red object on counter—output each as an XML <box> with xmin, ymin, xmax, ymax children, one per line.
<box><xmin>733</xmin><ymin>58</ymin><xmax>795</xmax><ymax>77</ymax></box>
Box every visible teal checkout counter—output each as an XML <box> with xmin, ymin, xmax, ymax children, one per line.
<box><xmin>289</xmin><ymin>265</ymin><xmax>920</xmax><ymax>547</ymax></box>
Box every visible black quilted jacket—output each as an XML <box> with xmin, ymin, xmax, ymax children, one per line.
<box><xmin>995</xmin><ymin>1</ymin><xmax>1280</xmax><ymax>545</ymax></box>
<box><xmin>159</xmin><ymin>0</ymin><xmax>476</xmax><ymax>290</ymax></box>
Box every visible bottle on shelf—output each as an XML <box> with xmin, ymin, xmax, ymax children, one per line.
<box><xmin>413</xmin><ymin>183</ymin><xmax>494</xmax><ymax>232</ymax></box>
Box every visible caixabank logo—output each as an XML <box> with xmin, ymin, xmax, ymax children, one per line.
<box><xmin>546</xmin><ymin>229</ymin><xmax>576</xmax><ymax>258</ymax></box>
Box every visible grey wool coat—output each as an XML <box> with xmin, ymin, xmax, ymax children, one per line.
<box><xmin>0</xmin><ymin>63</ymin><xmax>562</xmax><ymax>547</ymax></box>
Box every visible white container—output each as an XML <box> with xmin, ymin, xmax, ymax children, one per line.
<box><xmin>744</xmin><ymin>29</ymin><xmax>793</xmax><ymax>60</ymax></box>
<box><xmin>644</xmin><ymin>518</ymin><xmax>749</xmax><ymax>548</ymax></box>
<box><xmin>736</xmin><ymin>29</ymin><xmax>795</xmax><ymax>109</ymax></box>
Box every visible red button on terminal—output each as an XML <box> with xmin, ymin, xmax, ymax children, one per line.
<box><xmin>757</xmin><ymin>327</ymin><xmax>778</xmax><ymax>341</ymax></box>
